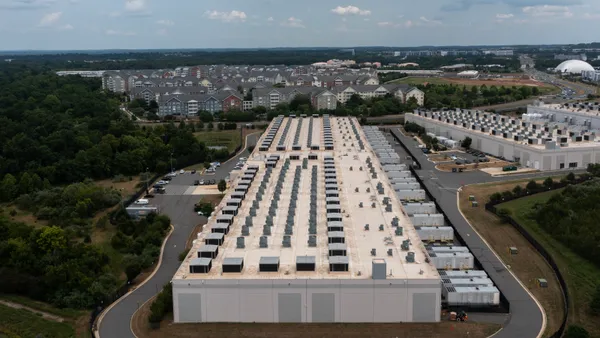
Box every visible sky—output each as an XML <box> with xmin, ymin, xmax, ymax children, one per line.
<box><xmin>0</xmin><ymin>0</ymin><xmax>599</xmax><ymax>50</ymax></box>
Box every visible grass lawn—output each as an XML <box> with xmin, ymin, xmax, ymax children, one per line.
<box><xmin>194</xmin><ymin>130</ymin><xmax>242</xmax><ymax>153</ymax></box>
<box><xmin>387</xmin><ymin>77</ymin><xmax>450</xmax><ymax>85</ymax></box>
<box><xmin>499</xmin><ymin>190</ymin><xmax>600</xmax><ymax>337</ymax></box>
<box><xmin>0</xmin><ymin>303</ymin><xmax>76</xmax><ymax>338</ymax></box>
<box><xmin>459</xmin><ymin>177</ymin><xmax>566</xmax><ymax>337</ymax></box>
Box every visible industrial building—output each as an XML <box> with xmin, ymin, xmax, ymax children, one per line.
<box><xmin>172</xmin><ymin>116</ymin><xmax>443</xmax><ymax>324</ymax></box>
<box><xmin>405</xmin><ymin>102</ymin><xmax>600</xmax><ymax>170</ymax></box>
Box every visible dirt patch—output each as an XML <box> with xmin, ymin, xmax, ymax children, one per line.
<box><xmin>446</xmin><ymin>77</ymin><xmax>548</xmax><ymax>88</ymax></box>
<box><xmin>427</xmin><ymin>154</ymin><xmax>453</xmax><ymax>163</ymax></box>
<box><xmin>459</xmin><ymin>178</ymin><xmax>565</xmax><ymax>337</ymax></box>
<box><xmin>5</xmin><ymin>207</ymin><xmax>48</xmax><ymax>228</ymax></box>
<box><xmin>436</xmin><ymin>159</ymin><xmax>514</xmax><ymax>172</ymax></box>
<box><xmin>95</xmin><ymin>176</ymin><xmax>143</xmax><ymax>199</ymax></box>
<box><xmin>0</xmin><ymin>300</ymin><xmax>65</xmax><ymax>323</ymax></box>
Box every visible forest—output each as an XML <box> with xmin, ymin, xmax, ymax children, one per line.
<box><xmin>0</xmin><ymin>63</ymin><xmax>223</xmax><ymax>309</ymax></box>
<box><xmin>534</xmin><ymin>180</ymin><xmax>600</xmax><ymax>269</ymax></box>
<box><xmin>418</xmin><ymin>83</ymin><xmax>540</xmax><ymax>109</ymax></box>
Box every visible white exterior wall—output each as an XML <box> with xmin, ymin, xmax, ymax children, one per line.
<box><xmin>396</xmin><ymin>189</ymin><xmax>426</xmax><ymax>200</ymax></box>
<box><xmin>410</xmin><ymin>214</ymin><xmax>445</xmax><ymax>226</ymax></box>
<box><xmin>394</xmin><ymin>182</ymin><xmax>422</xmax><ymax>191</ymax></box>
<box><xmin>404</xmin><ymin>203</ymin><xmax>437</xmax><ymax>215</ymax></box>
<box><xmin>406</xmin><ymin>114</ymin><xmax>600</xmax><ymax>170</ymax></box>
<box><xmin>173</xmin><ymin>279</ymin><xmax>441</xmax><ymax>323</ymax></box>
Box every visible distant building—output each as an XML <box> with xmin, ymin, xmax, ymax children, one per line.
<box><xmin>482</xmin><ymin>50</ymin><xmax>514</xmax><ymax>56</ymax></box>
<box><xmin>554</xmin><ymin>54</ymin><xmax>587</xmax><ymax>61</ymax></box>
<box><xmin>582</xmin><ymin>70</ymin><xmax>600</xmax><ymax>83</ymax></box>
<box><xmin>457</xmin><ymin>70</ymin><xmax>479</xmax><ymax>78</ymax></box>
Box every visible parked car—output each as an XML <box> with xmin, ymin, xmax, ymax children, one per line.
<box><xmin>162</xmin><ymin>176</ymin><xmax>172</xmax><ymax>181</ymax></box>
<box><xmin>197</xmin><ymin>211</ymin><xmax>204</xmax><ymax>216</ymax></box>
<box><xmin>239</xmin><ymin>157</ymin><xmax>247</xmax><ymax>161</ymax></box>
<box><xmin>179</xmin><ymin>169</ymin><xmax>185</xmax><ymax>174</ymax></box>
<box><xmin>157</xmin><ymin>180</ymin><xmax>168</xmax><ymax>185</ymax></box>
<box><xmin>154</xmin><ymin>187</ymin><xmax>166</xmax><ymax>194</ymax></box>
<box><xmin>193</xmin><ymin>180</ymin><xmax>200</xmax><ymax>186</ymax></box>
<box><xmin>191</xmin><ymin>169</ymin><xmax>197</xmax><ymax>174</ymax></box>
<box><xmin>135</xmin><ymin>199</ymin><xmax>149</xmax><ymax>205</ymax></box>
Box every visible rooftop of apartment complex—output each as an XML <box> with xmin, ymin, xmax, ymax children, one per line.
<box><xmin>409</xmin><ymin>106</ymin><xmax>600</xmax><ymax>150</ymax></box>
<box><xmin>173</xmin><ymin>116</ymin><xmax>438</xmax><ymax>281</ymax></box>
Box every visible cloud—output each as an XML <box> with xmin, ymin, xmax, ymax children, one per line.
<box><xmin>38</xmin><ymin>11</ymin><xmax>62</xmax><ymax>26</ymax></box>
<box><xmin>125</xmin><ymin>0</ymin><xmax>145</xmax><ymax>12</ymax></box>
<box><xmin>156</xmin><ymin>19</ymin><xmax>174</xmax><ymax>26</ymax></box>
<box><xmin>157</xmin><ymin>28</ymin><xmax>167</xmax><ymax>36</ymax></box>
<box><xmin>522</xmin><ymin>5</ymin><xmax>573</xmax><ymax>17</ymax></box>
<box><xmin>583</xmin><ymin>13</ymin><xmax>600</xmax><ymax>19</ymax></box>
<box><xmin>420</xmin><ymin>16</ymin><xmax>442</xmax><ymax>25</ymax></box>
<box><xmin>204</xmin><ymin>10</ymin><xmax>247</xmax><ymax>22</ymax></box>
<box><xmin>441</xmin><ymin>0</ymin><xmax>581</xmax><ymax>12</ymax></box>
<box><xmin>59</xmin><ymin>23</ymin><xmax>73</xmax><ymax>30</ymax></box>
<box><xmin>267</xmin><ymin>16</ymin><xmax>274</xmax><ymax>22</ymax></box>
<box><xmin>404</xmin><ymin>20</ymin><xmax>414</xmax><ymax>28</ymax></box>
<box><xmin>0</xmin><ymin>0</ymin><xmax>56</xmax><ymax>10</ymax></box>
<box><xmin>105</xmin><ymin>29</ymin><xmax>136</xmax><ymax>36</ymax></box>
<box><xmin>331</xmin><ymin>5</ymin><xmax>371</xmax><ymax>16</ymax></box>
<box><xmin>281</xmin><ymin>17</ymin><xmax>305</xmax><ymax>28</ymax></box>
<box><xmin>496</xmin><ymin>13</ymin><xmax>514</xmax><ymax>19</ymax></box>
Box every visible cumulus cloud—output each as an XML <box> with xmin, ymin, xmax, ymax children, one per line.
<box><xmin>404</xmin><ymin>20</ymin><xmax>414</xmax><ymax>28</ymax></box>
<box><xmin>0</xmin><ymin>0</ymin><xmax>56</xmax><ymax>10</ymax></box>
<box><xmin>267</xmin><ymin>16</ymin><xmax>274</xmax><ymax>21</ymax></box>
<box><xmin>331</xmin><ymin>5</ymin><xmax>371</xmax><ymax>16</ymax></box>
<box><xmin>59</xmin><ymin>23</ymin><xmax>73</xmax><ymax>30</ymax></box>
<box><xmin>157</xmin><ymin>28</ymin><xmax>167</xmax><ymax>36</ymax></box>
<box><xmin>583</xmin><ymin>13</ymin><xmax>600</xmax><ymax>19</ymax></box>
<box><xmin>204</xmin><ymin>10</ymin><xmax>247</xmax><ymax>22</ymax></box>
<box><xmin>156</xmin><ymin>19</ymin><xmax>174</xmax><ymax>26</ymax></box>
<box><xmin>281</xmin><ymin>17</ymin><xmax>305</xmax><ymax>28</ymax></box>
<box><xmin>522</xmin><ymin>5</ymin><xmax>572</xmax><ymax>17</ymax></box>
<box><xmin>38</xmin><ymin>11</ymin><xmax>62</xmax><ymax>26</ymax></box>
<box><xmin>419</xmin><ymin>16</ymin><xmax>442</xmax><ymax>25</ymax></box>
<box><xmin>106</xmin><ymin>29</ymin><xmax>137</xmax><ymax>36</ymax></box>
<box><xmin>125</xmin><ymin>0</ymin><xmax>145</xmax><ymax>12</ymax></box>
<box><xmin>442</xmin><ymin>0</ymin><xmax>582</xmax><ymax>12</ymax></box>
<box><xmin>496</xmin><ymin>13</ymin><xmax>514</xmax><ymax>19</ymax></box>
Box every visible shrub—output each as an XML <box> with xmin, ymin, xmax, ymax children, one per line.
<box><xmin>496</xmin><ymin>208</ymin><xmax>512</xmax><ymax>223</ymax></box>
<box><xmin>566</xmin><ymin>172</ymin><xmax>576</xmax><ymax>182</ymax></box>
<box><xmin>591</xmin><ymin>284</ymin><xmax>600</xmax><ymax>315</ymax></box>
<box><xmin>148</xmin><ymin>283</ymin><xmax>173</xmax><ymax>326</ymax></box>
<box><xmin>563</xmin><ymin>325</ymin><xmax>590</xmax><ymax>338</ymax></box>
<box><xmin>489</xmin><ymin>192</ymin><xmax>502</xmax><ymax>203</ymax></box>
<box><xmin>179</xmin><ymin>248</ymin><xmax>190</xmax><ymax>262</ymax></box>
<box><xmin>543</xmin><ymin>177</ymin><xmax>554</xmax><ymax>189</ymax></box>
<box><xmin>526</xmin><ymin>180</ymin><xmax>539</xmax><ymax>192</ymax></box>
<box><xmin>501</xmin><ymin>191</ymin><xmax>513</xmax><ymax>200</ymax></box>
<box><xmin>512</xmin><ymin>185</ymin><xmax>523</xmax><ymax>196</ymax></box>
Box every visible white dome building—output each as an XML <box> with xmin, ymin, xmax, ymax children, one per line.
<box><xmin>555</xmin><ymin>60</ymin><xmax>595</xmax><ymax>74</ymax></box>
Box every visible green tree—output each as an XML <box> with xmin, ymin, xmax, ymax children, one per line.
<box><xmin>198</xmin><ymin>111</ymin><xmax>214</xmax><ymax>122</ymax></box>
<box><xmin>124</xmin><ymin>256</ymin><xmax>142</xmax><ymax>282</ymax></box>
<box><xmin>512</xmin><ymin>185</ymin><xmax>523</xmax><ymax>196</ymax></box>
<box><xmin>566</xmin><ymin>172</ymin><xmax>576</xmax><ymax>182</ymax></box>
<box><xmin>591</xmin><ymin>284</ymin><xmax>600</xmax><ymax>315</ymax></box>
<box><xmin>36</xmin><ymin>226</ymin><xmax>67</xmax><ymax>254</ymax></box>
<box><xmin>526</xmin><ymin>180</ymin><xmax>539</xmax><ymax>192</ymax></box>
<box><xmin>0</xmin><ymin>174</ymin><xmax>18</xmax><ymax>202</ymax></box>
<box><xmin>563</xmin><ymin>325</ymin><xmax>590</xmax><ymax>338</ymax></box>
<box><xmin>18</xmin><ymin>172</ymin><xmax>33</xmax><ymax>195</ymax></box>
<box><xmin>461</xmin><ymin>137</ymin><xmax>473</xmax><ymax>149</ymax></box>
<box><xmin>217</xmin><ymin>179</ymin><xmax>227</xmax><ymax>194</ymax></box>
<box><xmin>207</xmin><ymin>122</ymin><xmax>214</xmax><ymax>130</ymax></box>
<box><xmin>489</xmin><ymin>192</ymin><xmax>502</xmax><ymax>203</ymax></box>
<box><xmin>543</xmin><ymin>177</ymin><xmax>554</xmax><ymax>189</ymax></box>
<box><xmin>496</xmin><ymin>208</ymin><xmax>512</xmax><ymax>223</ymax></box>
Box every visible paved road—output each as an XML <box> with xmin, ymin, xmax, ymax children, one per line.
<box><xmin>98</xmin><ymin>133</ymin><xmax>258</xmax><ymax>338</ymax></box>
<box><xmin>389</xmin><ymin>128</ymin><xmax>551</xmax><ymax>338</ymax></box>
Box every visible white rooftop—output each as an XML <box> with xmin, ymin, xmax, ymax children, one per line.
<box><xmin>174</xmin><ymin>116</ymin><xmax>438</xmax><ymax>281</ymax></box>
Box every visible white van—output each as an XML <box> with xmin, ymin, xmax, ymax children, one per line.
<box><xmin>135</xmin><ymin>199</ymin><xmax>149</xmax><ymax>205</ymax></box>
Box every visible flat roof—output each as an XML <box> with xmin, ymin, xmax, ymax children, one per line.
<box><xmin>408</xmin><ymin>111</ymin><xmax>600</xmax><ymax>150</ymax></box>
<box><xmin>174</xmin><ymin>117</ymin><xmax>438</xmax><ymax>281</ymax></box>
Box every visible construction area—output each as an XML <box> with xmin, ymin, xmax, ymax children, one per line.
<box><xmin>172</xmin><ymin>116</ymin><xmax>500</xmax><ymax>324</ymax></box>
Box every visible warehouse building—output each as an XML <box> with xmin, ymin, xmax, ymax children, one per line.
<box><xmin>406</xmin><ymin>102</ymin><xmax>600</xmax><ymax>170</ymax></box>
<box><xmin>172</xmin><ymin>116</ymin><xmax>441</xmax><ymax>323</ymax></box>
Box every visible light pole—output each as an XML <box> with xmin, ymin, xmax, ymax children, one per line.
<box><xmin>170</xmin><ymin>150</ymin><xmax>174</xmax><ymax>174</ymax></box>
<box><xmin>145</xmin><ymin>167</ymin><xmax>149</xmax><ymax>194</ymax></box>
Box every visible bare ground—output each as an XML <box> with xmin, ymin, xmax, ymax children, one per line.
<box><xmin>131</xmin><ymin>298</ymin><xmax>501</xmax><ymax>338</ymax></box>
<box><xmin>459</xmin><ymin>178</ymin><xmax>565</xmax><ymax>337</ymax></box>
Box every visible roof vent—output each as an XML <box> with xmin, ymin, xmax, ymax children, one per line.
<box><xmin>387</xmin><ymin>249</ymin><xmax>393</xmax><ymax>256</ymax></box>
<box><xmin>371</xmin><ymin>248</ymin><xmax>377</xmax><ymax>256</ymax></box>
<box><xmin>236</xmin><ymin>237</ymin><xmax>245</xmax><ymax>249</ymax></box>
<box><xmin>259</xmin><ymin>236</ymin><xmax>268</xmax><ymax>248</ymax></box>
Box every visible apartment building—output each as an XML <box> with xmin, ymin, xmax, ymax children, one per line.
<box><xmin>157</xmin><ymin>91</ymin><xmax>243</xmax><ymax>116</ymax></box>
<box><xmin>332</xmin><ymin>84</ymin><xmax>424</xmax><ymax>106</ymax></box>
<box><xmin>252</xmin><ymin>87</ymin><xmax>337</xmax><ymax>110</ymax></box>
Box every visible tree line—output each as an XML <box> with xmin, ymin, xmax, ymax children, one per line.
<box><xmin>419</xmin><ymin>83</ymin><xmax>541</xmax><ymax>109</ymax></box>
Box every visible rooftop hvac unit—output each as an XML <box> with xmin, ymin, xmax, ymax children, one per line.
<box><xmin>259</xmin><ymin>236</ymin><xmax>268</xmax><ymax>248</ymax></box>
<box><xmin>371</xmin><ymin>248</ymin><xmax>377</xmax><ymax>256</ymax></box>
<box><xmin>395</xmin><ymin>227</ymin><xmax>403</xmax><ymax>236</ymax></box>
<box><xmin>401</xmin><ymin>239</ymin><xmax>410</xmax><ymax>250</ymax></box>
<box><xmin>406</xmin><ymin>252</ymin><xmax>415</xmax><ymax>263</ymax></box>
<box><xmin>236</xmin><ymin>237</ymin><xmax>245</xmax><ymax>249</ymax></box>
<box><xmin>241</xmin><ymin>226</ymin><xmax>250</xmax><ymax>236</ymax></box>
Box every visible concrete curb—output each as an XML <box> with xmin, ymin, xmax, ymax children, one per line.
<box><xmin>455</xmin><ymin>190</ymin><xmax>547</xmax><ymax>338</ymax></box>
<box><xmin>130</xmin><ymin>294</ymin><xmax>158</xmax><ymax>338</ymax></box>
<box><xmin>94</xmin><ymin>224</ymin><xmax>175</xmax><ymax>338</ymax></box>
